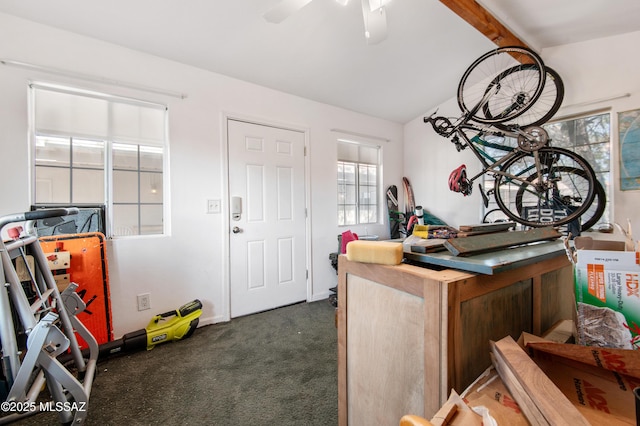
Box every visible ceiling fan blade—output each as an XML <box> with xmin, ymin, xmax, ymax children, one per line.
<box><xmin>263</xmin><ymin>0</ymin><xmax>314</xmax><ymax>23</ymax></box>
<box><xmin>361</xmin><ymin>0</ymin><xmax>387</xmax><ymax>44</ymax></box>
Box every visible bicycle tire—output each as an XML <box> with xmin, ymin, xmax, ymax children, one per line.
<box><xmin>579</xmin><ymin>178</ymin><xmax>606</xmax><ymax>231</ymax></box>
<box><xmin>457</xmin><ymin>46</ymin><xmax>545</xmax><ymax>124</ymax></box>
<box><xmin>515</xmin><ymin>167</ymin><xmax>606</xmax><ymax>231</ymax></box>
<box><xmin>482</xmin><ymin>208</ymin><xmax>517</xmax><ymax>229</ymax></box>
<box><xmin>491</xmin><ymin>66</ymin><xmax>564</xmax><ymax>129</ymax></box>
<box><xmin>494</xmin><ymin>147</ymin><xmax>596</xmax><ymax>227</ymax></box>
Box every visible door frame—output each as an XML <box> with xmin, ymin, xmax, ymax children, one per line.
<box><xmin>221</xmin><ymin>111</ymin><xmax>312</xmax><ymax>321</ymax></box>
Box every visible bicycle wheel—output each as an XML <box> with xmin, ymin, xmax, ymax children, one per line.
<box><xmin>494</xmin><ymin>147</ymin><xmax>596</xmax><ymax>227</ymax></box>
<box><xmin>482</xmin><ymin>208</ymin><xmax>516</xmax><ymax>226</ymax></box>
<box><xmin>457</xmin><ymin>46</ymin><xmax>545</xmax><ymax>124</ymax></box>
<box><xmin>576</xmin><ymin>178</ymin><xmax>606</xmax><ymax>231</ymax></box>
<box><xmin>515</xmin><ymin>167</ymin><xmax>605</xmax><ymax>231</ymax></box>
<box><xmin>491</xmin><ymin>66</ymin><xmax>564</xmax><ymax>129</ymax></box>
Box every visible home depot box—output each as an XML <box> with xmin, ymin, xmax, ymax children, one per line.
<box><xmin>574</xmin><ymin>237</ymin><xmax>640</xmax><ymax>349</ymax></box>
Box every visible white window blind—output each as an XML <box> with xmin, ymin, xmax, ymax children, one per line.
<box><xmin>33</xmin><ymin>84</ymin><xmax>166</xmax><ymax>145</ymax></box>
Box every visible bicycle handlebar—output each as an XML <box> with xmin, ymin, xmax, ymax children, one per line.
<box><xmin>423</xmin><ymin>113</ymin><xmax>456</xmax><ymax>137</ymax></box>
<box><xmin>0</xmin><ymin>207</ymin><xmax>79</xmax><ymax>230</ymax></box>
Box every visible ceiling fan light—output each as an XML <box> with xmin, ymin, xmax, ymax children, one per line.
<box><xmin>362</xmin><ymin>0</ymin><xmax>387</xmax><ymax>45</ymax></box>
<box><xmin>368</xmin><ymin>0</ymin><xmax>391</xmax><ymax>12</ymax></box>
<box><xmin>335</xmin><ymin>0</ymin><xmax>349</xmax><ymax>5</ymax></box>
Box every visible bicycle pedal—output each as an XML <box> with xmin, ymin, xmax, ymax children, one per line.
<box><xmin>479</xmin><ymin>184</ymin><xmax>489</xmax><ymax>208</ymax></box>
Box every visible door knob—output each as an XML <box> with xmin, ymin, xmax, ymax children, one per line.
<box><xmin>232</xmin><ymin>226</ymin><xmax>242</xmax><ymax>234</ymax></box>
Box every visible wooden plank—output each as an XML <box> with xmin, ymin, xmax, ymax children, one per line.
<box><xmin>444</xmin><ymin>227</ymin><xmax>561</xmax><ymax>256</ymax></box>
<box><xmin>538</xmin><ymin>265</ymin><xmax>574</xmax><ymax>334</ymax></box>
<box><xmin>347</xmin><ymin>276</ymin><xmax>425</xmax><ymax>424</ymax></box>
<box><xmin>490</xmin><ymin>347</ymin><xmax>549</xmax><ymax>426</ymax></box>
<box><xmin>425</xmin><ymin>269</ymin><xmax>448</xmax><ymax>413</ymax></box>
<box><xmin>439</xmin><ymin>0</ymin><xmax>530</xmax><ymax>49</ymax></box>
<box><xmin>458</xmin><ymin>281</ymin><xmax>531</xmax><ymax>391</ymax></box>
<box><xmin>492</xmin><ymin>336</ymin><xmax>591</xmax><ymax>426</ymax></box>
<box><xmin>532</xmin><ymin>273</ymin><xmax>542</xmax><ymax>336</ymax></box>
<box><xmin>340</xmin><ymin>255</ymin><xmax>428</xmax><ymax>298</ymax></box>
<box><xmin>410</xmin><ymin>238</ymin><xmax>447</xmax><ymax>253</ymax></box>
<box><xmin>337</xmin><ymin>256</ymin><xmax>348</xmax><ymax>426</ymax></box>
<box><xmin>430</xmin><ymin>401</ymin><xmax>457</xmax><ymax>426</ymax></box>
<box><xmin>457</xmin><ymin>229</ymin><xmax>508</xmax><ymax>237</ymax></box>
<box><xmin>458</xmin><ymin>222</ymin><xmax>515</xmax><ymax>233</ymax></box>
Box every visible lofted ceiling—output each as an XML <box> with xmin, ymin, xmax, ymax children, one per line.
<box><xmin>1</xmin><ymin>0</ymin><xmax>639</xmax><ymax>123</ymax></box>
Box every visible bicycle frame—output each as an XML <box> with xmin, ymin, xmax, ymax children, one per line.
<box><xmin>424</xmin><ymin>112</ymin><xmax>545</xmax><ymax>192</ymax></box>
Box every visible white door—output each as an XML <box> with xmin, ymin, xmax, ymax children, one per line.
<box><xmin>227</xmin><ymin>119</ymin><xmax>307</xmax><ymax>318</ymax></box>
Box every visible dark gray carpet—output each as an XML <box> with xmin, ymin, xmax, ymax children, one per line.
<box><xmin>16</xmin><ymin>300</ymin><xmax>338</xmax><ymax>425</ymax></box>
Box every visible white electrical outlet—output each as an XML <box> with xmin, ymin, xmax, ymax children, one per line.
<box><xmin>137</xmin><ymin>293</ymin><xmax>151</xmax><ymax>311</ymax></box>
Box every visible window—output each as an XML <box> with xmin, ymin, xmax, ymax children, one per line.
<box><xmin>31</xmin><ymin>83</ymin><xmax>168</xmax><ymax>237</ymax></box>
<box><xmin>337</xmin><ymin>141</ymin><xmax>380</xmax><ymax>226</ymax></box>
<box><xmin>544</xmin><ymin>112</ymin><xmax>611</xmax><ymax>226</ymax></box>
<box><xmin>482</xmin><ymin>112</ymin><xmax>611</xmax><ymax>228</ymax></box>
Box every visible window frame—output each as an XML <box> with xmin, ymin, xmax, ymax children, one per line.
<box><xmin>337</xmin><ymin>140</ymin><xmax>381</xmax><ymax>227</ymax></box>
<box><xmin>542</xmin><ymin>110</ymin><xmax>612</xmax><ymax>228</ymax></box>
<box><xmin>481</xmin><ymin>110</ymin><xmax>612</xmax><ymax>228</ymax></box>
<box><xmin>29</xmin><ymin>82</ymin><xmax>169</xmax><ymax>238</ymax></box>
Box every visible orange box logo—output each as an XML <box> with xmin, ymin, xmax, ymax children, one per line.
<box><xmin>627</xmin><ymin>273</ymin><xmax>639</xmax><ymax>298</ymax></box>
<box><xmin>587</xmin><ymin>263</ymin><xmax>606</xmax><ymax>302</ymax></box>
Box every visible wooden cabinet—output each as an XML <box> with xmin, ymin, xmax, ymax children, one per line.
<box><xmin>337</xmin><ymin>250</ymin><xmax>573</xmax><ymax>425</ymax></box>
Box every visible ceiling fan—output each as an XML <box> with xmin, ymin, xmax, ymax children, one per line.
<box><xmin>263</xmin><ymin>0</ymin><xmax>392</xmax><ymax>44</ymax></box>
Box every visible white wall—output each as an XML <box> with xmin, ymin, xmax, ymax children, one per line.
<box><xmin>0</xmin><ymin>13</ymin><xmax>403</xmax><ymax>337</ymax></box>
<box><xmin>404</xmin><ymin>31</ymin><xmax>640</xmax><ymax>235</ymax></box>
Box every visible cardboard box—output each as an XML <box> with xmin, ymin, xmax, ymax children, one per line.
<box><xmin>574</xmin><ymin>237</ymin><xmax>640</xmax><ymax>349</ymax></box>
<box><xmin>524</xmin><ymin>333</ymin><xmax>640</xmax><ymax>424</ymax></box>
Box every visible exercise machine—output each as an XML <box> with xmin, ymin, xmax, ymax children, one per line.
<box><xmin>0</xmin><ymin>208</ymin><xmax>97</xmax><ymax>424</ymax></box>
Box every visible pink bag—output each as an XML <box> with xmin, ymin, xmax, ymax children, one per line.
<box><xmin>340</xmin><ymin>230</ymin><xmax>359</xmax><ymax>254</ymax></box>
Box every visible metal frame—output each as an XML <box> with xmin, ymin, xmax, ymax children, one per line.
<box><xmin>0</xmin><ymin>208</ymin><xmax>97</xmax><ymax>424</ymax></box>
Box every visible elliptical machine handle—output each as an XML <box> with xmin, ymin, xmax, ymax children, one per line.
<box><xmin>0</xmin><ymin>207</ymin><xmax>80</xmax><ymax>231</ymax></box>
<box><xmin>24</xmin><ymin>208</ymin><xmax>80</xmax><ymax>221</ymax></box>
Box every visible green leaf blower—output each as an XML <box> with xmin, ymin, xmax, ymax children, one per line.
<box><xmin>99</xmin><ymin>299</ymin><xmax>203</xmax><ymax>358</ymax></box>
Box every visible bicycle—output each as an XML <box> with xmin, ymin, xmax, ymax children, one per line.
<box><xmin>424</xmin><ymin>46</ymin><xmax>600</xmax><ymax>228</ymax></box>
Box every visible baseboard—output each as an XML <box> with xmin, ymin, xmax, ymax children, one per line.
<box><xmin>198</xmin><ymin>314</ymin><xmax>228</xmax><ymax>327</ymax></box>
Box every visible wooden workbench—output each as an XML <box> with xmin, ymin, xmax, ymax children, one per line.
<box><xmin>337</xmin><ymin>245</ymin><xmax>573</xmax><ymax>425</ymax></box>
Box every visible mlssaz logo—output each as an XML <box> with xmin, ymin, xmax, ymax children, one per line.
<box><xmin>626</xmin><ymin>273</ymin><xmax>639</xmax><ymax>298</ymax></box>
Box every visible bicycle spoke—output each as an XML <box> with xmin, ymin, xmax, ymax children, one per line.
<box><xmin>457</xmin><ymin>46</ymin><xmax>545</xmax><ymax>124</ymax></box>
<box><xmin>494</xmin><ymin>147</ymin><xmax>596</xmax><ymax>227</ymax></box>
<box><xmin>492</xmin><ymin>66</ymin><xmax>564</xmax><ymax>129</ymax></box>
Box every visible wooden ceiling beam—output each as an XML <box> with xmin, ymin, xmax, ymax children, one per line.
<box><xmin>439</xmin><ymin>0</ymin><xmax>530</xmax><ymax>49</ymax></box>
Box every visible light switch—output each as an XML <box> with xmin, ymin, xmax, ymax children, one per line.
<box><xmin>207</xmin><ymin>199</ymin><xmax>221</xmax><ymax>214</ymax></box>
